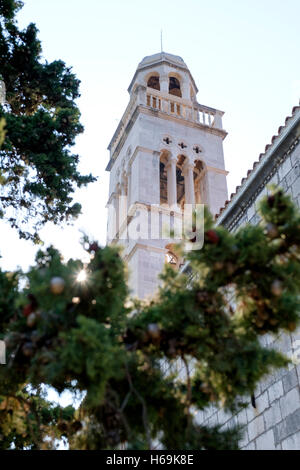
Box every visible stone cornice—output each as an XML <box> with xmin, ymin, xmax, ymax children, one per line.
<box><xmin>109</xmin><ymin>201</ymin><xmax>184</xmax><ymax>244</ymax></box>
<box><xmin>106</xmin><ymin>104</ymin><xmax>227</xmax><ymax>171</ymax></box>
<box><xmin>139</xmin><ymin>106</ymin><xmax>227</xmax><ymax>140</ymax></box>
<box><xmin>125</xmin><ymin>242</ymin><xmax>167</xmax><ymax>262</ymax></box>
<box><xmin>217</xmin><ymin>105</ymin><xmax>300</xmax><ymax>229</ymax></box>
<box><xmin>106</xmin><ymin>106</ymin><xmax>140</xmax><ymax>171</ymax></box>
<box><xmin>206</xmin><ymin>166</ymin><xmax>229</xmax><ymax>175</ymax></box>
<box><xmin>128</xmin><ymin>146</ymin><xmax>155</xmax><ymax>168</ymax></box>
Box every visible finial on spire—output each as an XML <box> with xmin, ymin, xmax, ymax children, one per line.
<box><xmin>160</xmin><ymin>29</ymin><xmax>163</xmax><ymax>53</ymax></box>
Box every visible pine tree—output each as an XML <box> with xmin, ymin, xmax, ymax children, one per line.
<box><xmin>0</xmin><ymin>188</ymin><xmax>299</xmax><ymax>449</ymax></box>
<box><xmin>0</xmin><ymin>0</ymin><xmax>95</xmax><ymax>241</ymax></box>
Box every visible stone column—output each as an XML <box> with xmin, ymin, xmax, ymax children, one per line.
<box><xmin>213</xmin><ymin>110</ymin><xmax>223</xmax><ymax>129</ymax></box>
<box><xmin>160</xmin><ymin>74</ymin><xmax>169</xmax><ymax>94</ymax></box>
<box><xmin>181</xmin><ymin>80</ymin><xmax>190</xmax><ymax>100</ymax></box>
<box><xmin>166</xmin><ymin>157</ymin><xmax>177</xmax><ymax>209</ymax></box>
<box><xmin>135</xmin><ymin>85</ymin><xmax>147</xmax><ymax>106</ymax></box>
<box><xmin>127</xmin><ymin>168</ymin><xmax>132</xmax><ymax>208</ymax></box>
<box><xmin>195</xmin><ymin>179</ymin><xmax>202</xmax><ymax>204</ymax></box>
<box><xmin>106</xmin><ymin>192</ymin><xmax>118</xmax><ymax>242</ymax></box>
<box><xmin>119</xmin><ymin>179</ymin><xmax>127</xmax><ymax>227</ymax></box>
<box><xmin>183</xmin><ymin>162</ymin><xmax>195</xmax><ymax>206</ymax></box>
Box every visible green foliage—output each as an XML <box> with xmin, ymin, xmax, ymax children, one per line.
<box><xmin>0</xmin><ymin>117</ymin><xmax>5</xmax><ymax>149</ymax></box>
<box><xmin>0</xmin><ymin>1</ymin><xmax>95</xmax><ymax>241</ymax></box>
<box><xmin>0</xmin><ymin>386</ymin><xmax>76</xmax><ymax>450</ymax></box>
<box><xmin>0</xmin><ymin>189</ymin><xmax>300</xmax><ymax>449</ymax></box>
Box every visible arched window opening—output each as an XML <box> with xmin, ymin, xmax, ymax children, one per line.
<box><xmin>169</xmin><ymin>77</ymin><xmax>182</xmax><ymax>97</ymax></box>
<box><xmin>147</xmin><ymin>75</ymin><xmax>160</xmax><ymax>91</ymax></box>
<box><xmin>160</xmin><ymin>160</ymin><xmax>168</xmax><ymax>206</ymax></box>
<box><xmin>176</xmin><ymin>167</ymin><xmax>185</xmax><ymax>206</ymax></box>
<box><xmin>194</xmin><ymin>160</ymin><xmax>204</xmax><ymax>177</ymax></box>
<box><xmin>114</xmin><ymin>182</ymin><xmax>121</xmax><ymax>235</ymax></box>
<box><xmin>122</xmin><ymin>174</ymin><xmax>128</xmax><ymax>196</ymax></box>
<box><xmin>176</xmin><ymin>154</ymin><xmax>186</xmax><ymax>207</ymax></box>
<box><xmin>194</xmin><ymin>160</ymin><xmax>206</xmax><ymax>204</ymax></box>
<box><xmin>118</xmin><ymin>174</ymin><xmax>128</xmax><ymax>229</ymax></box>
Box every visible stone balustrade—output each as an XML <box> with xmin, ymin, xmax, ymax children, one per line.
<box><xmin>146</xmin><ymin>87</ymin><xmax>223</xmax><ymax>129</ymax></box>
<box><xmin>109</xmin><ymin>86</ymin><xmax>224</xmax><ymax>157</ymax></box>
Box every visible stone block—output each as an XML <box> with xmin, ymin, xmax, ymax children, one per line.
<box><xmin>272</xmin><ymin>332</ymin><xmax>292</xmax><ymax>355</ymax></box>
<box><xmin>281</xmin><ymin>430</ymin><xmax>300</xmax><ymax>450</ymax></box>
<box><xmin>285</xmin><ymin>165</ymin><xmax>299</xmax><ymax>189</ymax></box>
<box><xmin>290</xmin><ymin>144</ymin><xmax>300</xmax><ymax>167</ymax></box>
<box><xmin>264</xmin><ymin>401</ymin><xmax>282</xmax><ymax>428</ymax></box>
<box><xmin>282</xmin><ymin>368</ymin><xmax>298</xmax><ymax>393</ymax></box>
<box><xmin>274</xmin><ymin>408</ymin><xmax>300</xmax><ymax>445</ymax></box>
<box><xmin>244</xmin><ymin>441</ymin><xmax>256</xmax><ymax>450</ymax></box>
<box><xmin>208</xmin><ymin>412</ymin><xmax>219</xmax><ymax>427</ymax></box>
<box><xmin>218</xmin><ymin>407</ymin><xmax>232</xmax><ymax>426</ymax></box>
<box><xmin>274</xmin><ymin>420</ymin><xmax>287</xmax><ymax>446</ymax></box>
<box><xmin>268</xmin><ymin>173</ymin><xmax>279</xmax><ymax>186</ymax></box>
<box><xmin>249</xmin><ymin>213</ymin><xmax>261</xmax><ymax>226</ymax></box>
<box><xmin>280</xmin><ymin>176</ymin><xmax>289</xmax><ymax>192</ymax></box>
<box><xmin>248</xmin><ymin>416</ymin><xmax>265</xmax><ymax>441</ymax></box>
<box><xmin>227</xmin><ymin>416</ymin><xmax>237</xmax><ymax>429</ymax></box>
<box><xmin>267</xmin><ymin>380</ymin><xmax>284</xmax><ymax>403</ymax></box>
<box><xmin>261</xmin><ymin>367</ymin><xmax>287</xmax><ymax>390</ymax></box>
<box><xmin>255</xmin><ymin>429</ymin><xmax>275</xmax><ymax>450</ymax></box>
<box><xmin>256</xmin><ymin>391</ymin><xmax>269</xmax><ymax>413</ymax></box>
<box><xmin>247</xmin><ymin>205</ymin><xmax>255</xmax><ymax>221</ymax></box>
<box><xmin>236</xmin><ymin>409</ymin><xmax>248</xmax><ymax>427</ymax></box>
<box><xmin>291</xmin><ymin>327</ymin><xmax>300</xmax><ymax>344</ymax></box>
<box><xmin>280</xmin><ymin>387</ymin><xmax>300</xmax><ymax>419</ymax></box>
<box><xmin>246</xmin><ymin>403</ymin><xmax>260</xmax><ymax>423</ymax></box>
<box><xmin>260</xmin><ymin>372</ymin><xmax>276</xmax><ymax>392</ymax></box>
<box><xmin>239</xmin><ymin>429</ymin><xmax>249</xmax><ymax>449</ymax></box>
<box><xmin>278</xmin><ymin>157</ymin><xmax>292</xmax><ymax>181</ymax></box>
<box><xmin>292</xmin><ymin>176</ymin><xmax>300</xmax><ymax>198</ymax></box>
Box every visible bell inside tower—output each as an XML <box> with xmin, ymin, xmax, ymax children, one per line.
<box><xmin>147</xmin><ymin>75</ymin><xmax>160</xmax><ymax>91</ymax></box>
<box><xmin>169</xmin><ymin>77</ymin><xmax>181</xmax><ymax>97</ymax></box>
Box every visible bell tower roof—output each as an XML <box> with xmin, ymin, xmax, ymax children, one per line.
<box><xmin>128</xmin><ymin>51</ymin><xmax>198</xmax><ymax>94</ymax></box>
<box><xmin>138</xmin><ymin>52</ymin><xmax>188</xmax><ymax>70</ymax></box>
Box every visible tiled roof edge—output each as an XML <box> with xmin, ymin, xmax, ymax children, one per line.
<box><xmin>216</xmin><ymin>101</ymin><xmax>300</xmax><ymax>222</ymax></box>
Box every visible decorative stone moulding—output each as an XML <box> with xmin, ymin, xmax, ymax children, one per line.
<box><xmin>193</xmin><ymin>145</ymin><xmax>203</xmax><ymax>155</ymax></box>
<box><xmin>178</xmin><ymin>141</ymin><xmax>188</xmax><ymax>150</ymax></box>
<box><xmin>162</xmin><ymin>135</ymin><xmax>172</xmax><ymax>145</ymax></box>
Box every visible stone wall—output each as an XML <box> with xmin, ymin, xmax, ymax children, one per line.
<box><xmin>198</xmin><ymin>331</ymin><xmax>300</xmax><ymax>449</ymax></box>
<box><xmin>200</xmin><ymin>131</ymin><xmax>300</xmax><ymax>449</ymax></box>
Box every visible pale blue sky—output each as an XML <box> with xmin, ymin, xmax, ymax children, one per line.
<box><xmin>0</xmin><ymin>0</ymin><xmax>299</xmax><ymax>271</ymax></box>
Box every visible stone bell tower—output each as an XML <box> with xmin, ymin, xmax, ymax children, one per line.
<box><xmin>106</xmin><ymin>52</ymin><xmax>228</xmax><ymax>299</ymax></box>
